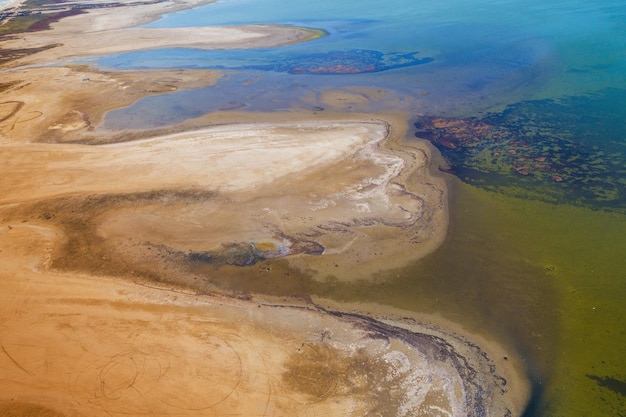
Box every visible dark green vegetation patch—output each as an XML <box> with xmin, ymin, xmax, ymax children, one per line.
<box><xmin>415</xmin><ymin>88</ymin><xmax>626</xmax><ymax>210</ymax></box>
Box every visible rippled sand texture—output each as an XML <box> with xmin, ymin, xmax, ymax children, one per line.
<box><xmin>0</xmin><ymin>0</ymin><xmax>528</xmax><ymax>415</ymax></box>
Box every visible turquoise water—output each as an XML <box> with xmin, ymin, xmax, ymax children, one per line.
<box><xmin>99</xmin><ymin>0</ymin><xmax>568</xmax><ymax>123</ymax></box>
<box><xmin>92</xmin><ymin>1</ymin><xmax>626</xmax><ymax>416</ymax></box>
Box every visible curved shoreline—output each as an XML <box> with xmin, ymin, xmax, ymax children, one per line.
<box><xmin>0</xmin><ymin>113</ymin><xmax>529</xmax><ymax>415</ymax></box>
<box><xmin>0</xmin><ymin>0</ymin><xmax>531</xmax><ymax>415</ymax></box>
<box><xmin>1</xmin><ymin>24</ymin><xmax>324</xmax><ymax>64</ymax></box>
<box><xmin>0</xmin><ymin>217</ymin><xmax>529</xmax><ymax>416</ymax></box>
<box><xmin>0</xmin><ymin>0</ymin><xmax>322</xmax><ymax>67</ymax></box>
<box><xmin>0</xmin><ymin>116</ymin><xmax>448</xmax><ymax>282</ymax></box>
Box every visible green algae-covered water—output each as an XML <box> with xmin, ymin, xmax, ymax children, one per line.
<box><xmin>447</xmin><ymin>182</ymin><xmax>626</xmax><ymax>417</ymax></box>
<box><xmin>93</xmin><ymin>0</ymin><xmax>626</xmax><ymax>416</ymax></box>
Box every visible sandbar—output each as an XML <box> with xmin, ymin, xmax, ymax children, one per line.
<box><xmin>2</xmin><ymin>24</ymin><xmax>322</xmax><ymax>63</ymax></box>
<box><xmin>0</xmin><ymin>0</ymin><xmax>321</xmax><ymax>66</ymax></box>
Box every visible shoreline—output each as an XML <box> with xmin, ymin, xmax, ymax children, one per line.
<box><xmin>0</xmin><ymin>103</ymin><xmax>529</xmax><ymax>414</ymax></box>
<box><xmin>0</xmin><ymin>0</ymin><xmax>322</xmax><ymax>68</ymax></box>
<box><xmin>0</xmin><ymin>0</ymin><xmax>530</xmax><ymax>415</ymax></box>
<box><xmin>0</xmin><ymin>229</ymin><xmax>530</xmax><ymax>415</ymax></box>
<box><xmin>1</xmin><ymin>23</ymin><xmax>324</xmax><ymax>64</ymax></box>
<box><xmin>0</xmin><ymin>113</ymin><xmax>448</xmax><ymax>282</ymax></box>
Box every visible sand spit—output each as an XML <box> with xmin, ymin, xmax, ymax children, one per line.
<box><xmin>0</xmin><ymin>102</ymin><xmax>528</xmax><ymax>414</ymax></box>
<box><xmin>0</xmin><ymin>0</ymin><xmax>529</xmax><ymax>415</ymax></box>
<box><xmin>0</xmin><ymin>66</ymin><xmax>223</xmax><ymax>143</ymax></box>
<box><xmin>1</xmin><ymin>24</ymin><xmax>322</xmax><ymax>63</ymax></box>
<box><xmin>0</xmin><ymin>121</ymin><xmax>391</xmax><ymax>201</ymax></box>
<box><xmin>0</xmin><ymin>0</ymin><xmax>321</xmax><ymax>67</ymax></box>
<box><xmin>0</xmin><ymin>223</ymin><xmax>526</xmax><ymax>417</ymax></box>
<box><xmin>0</xmin><ymin>116</ymin><xmax>446</xmax><ymax>282</ymax></box>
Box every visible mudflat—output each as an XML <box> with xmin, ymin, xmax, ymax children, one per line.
<box><xmin>0</xmin><ymin>0</ymin><xmax>529</xmax><ymax>415</ymax></box>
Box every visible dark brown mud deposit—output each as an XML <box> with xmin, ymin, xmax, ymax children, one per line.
<box><xmin>187</xmin><ymin>238</ymin><xmax>324</xmax><ymax>267</ymax></box>
<box><xmin>0</xmin><ymin>42</ymin><xmax>58</xmax><ymax>65</ymax></box>
<box><xmin>240</xmin><ymin>49</ymin><xmax>433</xmax><ymax>74</ymax></box>
<box><xmin>3</xmin><ymin>190</ymin><xmax>215</xmax><ymax>282</ymax></box>
<box><xmin>587</xmin><ymin>375</ymin><xmax>626</xmax><ymax>397</ymax></box>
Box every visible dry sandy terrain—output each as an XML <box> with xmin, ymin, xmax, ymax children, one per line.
<box><xmin>2</xmin><ymin>24</ymin><xmax>322</xmax><ymax>63</ymax></box>
<box><xmin>0</xmin><ymin>0</ymin><xmax>529</xmax><ymax>415</ymax></box>
<box><xmin>0</xmin><ymin>226</ymin><xmax>524</xmax><ymax>416</ymax></box>
<box><xmin>1</xmin><ymin>0</ymin><xmax>321</xmax><ymax>66</ymax></box>
<box><xmin>1</xmin><ymin>64</ymin><xmax>448</xmax><ymax>283</ymax></box>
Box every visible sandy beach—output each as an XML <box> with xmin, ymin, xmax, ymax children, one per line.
<box><xmin>1</xmin><ymin>24</ymin><xmax>323</xmax><ymax>63</ymax></box>
<box><xmin>0</xmin><ymin>225</ymin><xmax>525</xmax><ymax>416</ymax></box>
<box><xmin>0</xmin><ymin>0</ymin><xmax>529</xmax><ymax>415</ymax></box>
<box><xmin>0</xmin><ymin>0</ymin><xmax>321</xmax><ymax>66</ymax></box>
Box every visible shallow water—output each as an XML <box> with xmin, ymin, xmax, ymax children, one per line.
<box><xmin>93</xmin><ymin>0</ymin><xmax>626</xmax><ymax>416</ymax></box>
<box><xmin>99</xmin><ymin>0</ymin><xmax>565</xmax><ymax>124</ymax></box>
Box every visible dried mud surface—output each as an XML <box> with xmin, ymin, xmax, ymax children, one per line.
<box><xmin>0</xmin><ymin>1</ymin><xmax>529</xmax><ymax>416</ymax></box>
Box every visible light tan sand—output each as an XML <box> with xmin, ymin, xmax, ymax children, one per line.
<box><xmin>0</xmin><ymin>82</ymin><xmax>527</xmax><ymax>415</ymax></box>
<box><xmin>1</xmin><ymin>64</ymin><xmax>447</xmax><ymax>281</ymax></box>
<box><xmin>0</xmin><ymin>66</ymin><xmax>223</xmax><ymax>143</ymax></box>
<box><xmin>0</xmin><ymin>0</ymin><xmax>530</xmax><ymax>415</ymax></box>
<box><xmin>0</xmin><ymin>111</ymin><xmax>446</xmax><ymax>281</ymax></box>
<box><xmin>0</xmin><ymin>223</ymin><xmax>527</xmax><ymax>417</ymax></box>
<box><xmin>2</xmin><ymin>24</ymin><xmax>321</xmax><ymax>63</ymax></box>
<box><xmin>0</xmin><ymin>121</ymin><xmax>391</xmax><ymax>202</ymax></box>
<box><xmin>0</xmin><ymin>0</ymin><xmax>321</xmax><ymax>66</ymax></box>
